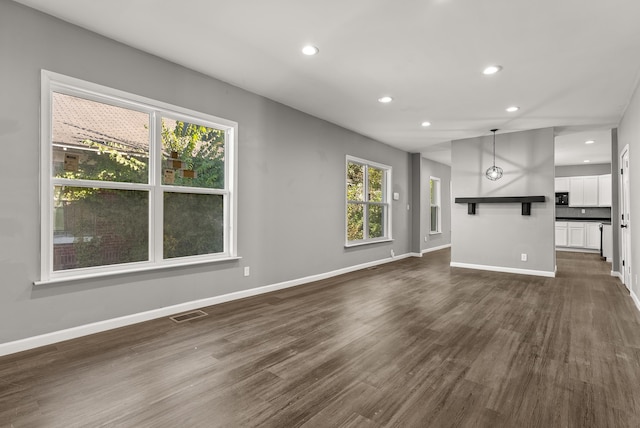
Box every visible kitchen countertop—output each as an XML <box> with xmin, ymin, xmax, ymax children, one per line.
<box><xmin>556</xmin><ymin>217</ymin><xmax>611</xmax><ymax>224</ymax></box>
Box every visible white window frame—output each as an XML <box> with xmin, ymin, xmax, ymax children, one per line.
<box><xmin>38</xmin><ymin>70</ymin><xmax>238</xmax><ymax>284</ymax></box>
<box><xmin>345</xmin><ymin>155</ymin><xmax>392</xmax><ymax>247</ymax></box>
<box><xmin>429</xmin><ymin>176</ymin><xmax>441</xmax><ymax>234</ymax></box>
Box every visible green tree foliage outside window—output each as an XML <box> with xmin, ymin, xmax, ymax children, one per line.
<box><xmin>346</xmin><ymin>160</ymin><xmax>388</xmax><ymax>243</ymax></box>
<box><xmin>53</xmin><ymin>119</ymin><xmax>226</xmax><ymax>270</ymax></box>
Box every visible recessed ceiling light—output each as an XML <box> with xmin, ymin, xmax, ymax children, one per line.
<box><xmin>585</xmin><ymin>140</ymin><xmax>595</xmax><ymax>144</ymax></box>
<box><xmin>584</xmin><ymin>160</ymin><xmax>591</xmax><ymax>163</ymax></box>
<box><xmin>483</xmin><ymin>65</ymin><xmax>502</xmax><ymax>75</ymax></box>
<box><xmin>302</xmin><ymin>45</ymin><xmax>319</xmax><ymax>56</ymax></box>
<box><xmin>378</xmin><ymin>96</ymin><xmax>393</xmax><ymax>103</ymax></box>
<box><xmin>421</xmin><ymin>121</ymin><xmax>432</xmax><ymax>127</ymax></box>
<box><xmin>506</xmin><ymin>106</ymin><xmax>519</xmax><ymax>113</ymax></box>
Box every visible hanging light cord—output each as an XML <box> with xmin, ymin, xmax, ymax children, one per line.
<box><xmin>491</xmin><ymin>129</ymin><xmax>497</xmax><ymax>166</ymax></box>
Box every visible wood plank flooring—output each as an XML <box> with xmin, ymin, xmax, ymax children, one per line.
<box><xmin>3</xmin><ymin>249</ymin><xmax>640</xmax><ymax>427</ymax></box>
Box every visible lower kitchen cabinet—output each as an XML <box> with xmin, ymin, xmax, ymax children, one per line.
<box><xmin>556</xmin><ymin>220</ymin><xmax>605</xmax><ymax>251</ymax></box>
<box><xmin>568</xmin><ymin>222</ymin><xmax>586</xmax><ymax>247</ymax></box>
<box><xmin>585</xmin><ymin>222</ymin><xmax>600</xmax><ymax>249</ymax></box>
<box><xmin>555</xmin><ymin>222</ymin><xmax>568</xmax><ymax>246</ymax></box>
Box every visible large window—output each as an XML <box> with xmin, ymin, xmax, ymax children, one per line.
<box><xmin>346</xmin><ymin>156</ymin><xmax>391</xmax><ymax>245</ymax></box>
<box><xmin>429</xmin><ymin>177</ymin><xmax>441</xmax><ymax>234</ymax></box>
<box><xmin>40</xmin><ymin>71</ymin><xmax>237</xmax><ymax>283</ymax></box>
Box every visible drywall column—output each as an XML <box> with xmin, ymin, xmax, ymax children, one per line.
<box><xmin>611</xmin><ymin>128</ymin><xmax>620</xmax><ymax>272</ymax></box>
<box><xmin>410</xmin><ymin>153</ymin><xmax>423</xmax><ymax>254</ymax></box>
<box><xmin>450</xmin><ymin>128</ymin><xmax>555</xmax><ymax>276</ymax></box>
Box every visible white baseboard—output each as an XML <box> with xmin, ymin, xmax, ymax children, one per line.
<box><xmin>450</xmin><ymin>262</ymin><xmax>555</xmax><ymax>278</ymax></box>
<box><xmin>611</xmin><ymin>271</ymin><xmax>623</xmax><ymax>281</ymax></box>
<box><xmin>0</xmin><ymin>252</ymin><xmax>419</xmax><ymax>357</ymax></box>
<box><xmin>422</xmin><ymin>243</ymin><xmax>451</xmax><ymax>254</ymax></box>
<box><xmin>631</xmin><ymin>289</ymin><xmax>640</xmax><ymax>314</ymax></box>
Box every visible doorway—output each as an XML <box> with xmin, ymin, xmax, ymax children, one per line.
<box><xmin>620</xmin><ymin>145</ymin><xmax>631</xmax><ymax>289</ymax></box>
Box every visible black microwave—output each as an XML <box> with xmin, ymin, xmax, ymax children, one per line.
<box><xmin>555</xmin><ymin>192</ymin><xmax>569</xmax><ymax>205</ymax></box>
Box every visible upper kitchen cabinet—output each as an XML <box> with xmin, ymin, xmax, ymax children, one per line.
<box><xmin>567</xmin><ymin>174</ymin><xmax>611</xmax><ymax>207</ymax></box>
<box><xmin>598</xmin><ymin>174</ymin><xmax>612</xmax><ymax>206</ymax></box>
<box><xmin>555</xmin><ymin>177</ymin><xmax>570</xmax><ymax>192</ymax></box>
<box><xmin>569</xmin><ymin>176</ymin><xmax>597</xmax><ymax>206</ymax></box>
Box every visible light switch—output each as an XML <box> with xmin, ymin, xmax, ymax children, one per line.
<box><xmin>393</xmin><ymin>192</ymin><xmax>400</xmax><ymax>200</ymax></box>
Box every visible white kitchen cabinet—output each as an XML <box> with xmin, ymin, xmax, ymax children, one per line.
<box><xmin>568</xmin><ymin>222</ymin><xmax>586</xmax><ymax>247</ymax></box>
<box><xmin>585</xmin><ymin>222</ymin><xmax>600</xmax><ymax>249</ymax></box>
<box><xmin>583</xmin><ymin>176</ymin><xmax>599</xmax><ymax>206</ymax></box>
<box><xmin>569</xmin><ymin>178</ymin><xmax>584</xmax><ymax>206</ymax></box>
<box><xmin>555</xmin><ymin>177</ymin><xmax>570</xmax><ymax>192</ymax></box>
<box><xmin>598</xmin><ymin>174</ymin><xmax>612</xmax><ymax>207</ymax></box>
<box><xmin>555</xmin><ymin>222</ymin><xmax>568</xmax><ymax>246</ymax></box>
<box><xmin>569</xmin><ymin>176</ymin><xmax>599</xmax><ymax>207</ymax></box>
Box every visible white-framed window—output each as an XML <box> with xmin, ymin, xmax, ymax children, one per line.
<box><xmin>429</xmin><ymin>177</ymin><xmax>441</xmax><ymax>234</ymax></box>
<box><xmin>39</xmin><ymin>70</ymin><xmax>238</xmax><ymax>284</ymax></box>
<box><xmin>345</xmin><ymin>156</ymin><xmax>392</xmax><ymax>246</ymax></box>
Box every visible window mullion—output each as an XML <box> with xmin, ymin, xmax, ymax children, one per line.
<box><xmin>153</xmin><ymin>111</ymin><xmax>163</xmax><ymax>263</ymax></box>
<box><xmin>363</xmin><ymin>165</ymin><xmax>369</xmax><ymax>240</ymax></box>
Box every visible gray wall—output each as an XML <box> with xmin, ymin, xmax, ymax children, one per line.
<box><xmin>451</xmin><ymin>128</ymin><xmax>556</xmax><ymax>274</ymax></box>
<box><xmin>555</xmin><ymin>163</ymin><xmax>611</xmax><ymax>177</ymax></box>
<box><xmin>611</xmin><ymin>129</ymin><xmax>620</xmax><ymax>273</ymax></box>
<box><xmin>618</xmin><ymin>78</ymin><xmax>640</xmax><ymax>296</ymax></box>
<box><xmin>0</xmin><ymin>2</ymin><xmax>412</xmax><ymax>343</ymax></box>
<box><xmin>410</xmin><ymin>153</ymin><xmax>423</xmax><ymax>254</ymax></box>
<box><xmin>422</xmin><ymin>158</ymin><xmax>451</xmax><ymax>251</ymax></box>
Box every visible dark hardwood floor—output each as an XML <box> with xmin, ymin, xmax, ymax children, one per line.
<box><xmin>3</xmin><ymin>249</ymin><xmax>640</xmax><ymax>427</ymax></box>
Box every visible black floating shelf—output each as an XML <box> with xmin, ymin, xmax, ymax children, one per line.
<box><xmin>454</xmin><ymin>196</ymin><xmax>545</xmax><ymax>216</ymax></box>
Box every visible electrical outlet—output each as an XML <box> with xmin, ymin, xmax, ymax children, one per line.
<box><xmin>244</xmin><ymin>266</ymin><xmax>250</xmax><ymax>277</ymax></box>
<box><xmin>424</xmin><ymin>236</ymin><xmax>428</xmax><ymax>242</ymax></box>
<box><xmin>390</xmin><ymin>249</ymin><xmax>395</xmax><ymax>258</ymax></box>
<box><xmin>582</xmin><ymin>209</ymin><xmax>586</xmax><ymax>214</ymax></box>
<box><xmin>521</xmin><ymin>253</ymin><xmax>527</xmax><ymax>262</ymax></box>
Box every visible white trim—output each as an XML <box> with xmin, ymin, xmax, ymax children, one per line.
<box><xmin>612</xmin><ymin>271</ymin><xmax>623</xmax><ymax>281</ymax></box>
<box><xmin>344</xmin><ymin>238</ymin><xmax>393</xmax><ymax>248</ymax></box>
<box><xmin>345</xmin><ymin>155</ymin><xmax>392</xmax><ymax>245</ymax></box>
<box><xmin>34</xmin><ymin>256</ymin><xmax>242</xmax><ymax>286</ymax></box>
<box><xmin>2</xmin><ymin>252</ymin><xmax>419</xmax><ymax>357</ymax></box>
<box><xmin>630</xmin><ymin>289</ymin><xmax>640</xmax><ymax>314</ymax></box>
<box><xmin>40</xmin><ymin>70</ymin><xmax>238</xmax><ymax>283</ymax></box>
<box><xmin>422</xmin><ymin>243</ymin><xmax>451</xmax><ymax>254</ymax></box>
<box><xmin>450</xmin><ymin>261</ymin><xmax>555</xmax><ymax>278</ymax></box>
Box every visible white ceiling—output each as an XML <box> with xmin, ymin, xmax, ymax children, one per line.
<box><xmin>555</xmin><ymin>129</ymin><xmax>612</xmax><ymax>167</ymax></box>
<box><xmin>14</xmin><ymin>0</ymin><xmax>640</xmax><ymax>164</ymax></box>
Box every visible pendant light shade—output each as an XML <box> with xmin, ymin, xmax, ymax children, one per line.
<box><xmin>485</xmin><ymin>129</ymin><xmax>503</xmax><ymax>181</ymax></box>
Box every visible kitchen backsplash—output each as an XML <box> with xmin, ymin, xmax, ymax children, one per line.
<box><xmin>556</xmin><ymin>206</ymin><xmax>611</xmax><ymax>219</ymax></box>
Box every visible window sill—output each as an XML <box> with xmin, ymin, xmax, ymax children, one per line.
<box><xmin>34</xmin><ymin>256</ymin><xmax>242</xmax><ymax>286</ymax></box>
<box><xmin>429</xmin><ymin>231</ymin><xmax>442</xmax><ymax>235</ymax></box>
<box><xmin>344</xmin><ymin>238</ymin><xmax>393</xmax><ymax>248</ymax></box>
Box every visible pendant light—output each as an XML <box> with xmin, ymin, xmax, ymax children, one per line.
<box><xmin>485</xmin><ymin>128</ymin><xmax>503</xmax><ymax>181</ymax></box>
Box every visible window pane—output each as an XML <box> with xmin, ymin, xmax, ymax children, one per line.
<box><xmin>347</xmin><ymin>162</ymin><xmax>364</xmax><ymax>202</ymax></box>
<box><xmin>431</xmin><ymin>206</ymin><xmax>438</xmax><ymax>232</ymax></box>
<box><xmin>368</xmin><ymin>205</ymin><xmax>385</xmax><ymax>238</ymax></box>
<box><xmin>347</xmin><ymin>203</ymin><xmax>364</xmax><ymax>240</ymax></box>
<box><xmin>161</xmin><ymin>118</ymin><xmax>225</xmax><ymax>189</ymax></box>
<box><xmin>164</xmin><ymin>193</ymin><xmax>224</xmax><ymax>258</ymax></box>
<box><xmin>368</xmin><ymin>167</ymin><xmax>384</xmax><ymax>202</ymax></box>
<box><xmin>53</xmin><ymin>186</ymin><xmax>149</xmax><ymax>271</ymax></box>
<box><xmin>52</xmin><ymin>92</ymin><xmax>150</xmax><ymax>184</ymax></box>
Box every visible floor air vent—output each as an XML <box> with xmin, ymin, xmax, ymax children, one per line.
<box><xmin>170</xmin><ymin>310</ymin><xmax>208</xmax><ymax>323</ymax></box>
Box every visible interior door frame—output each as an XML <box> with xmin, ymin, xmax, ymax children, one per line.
<box><xmin>620</xmin><ymin>144</ymin><xmax>631</xmax><ymax>289</ymax></box>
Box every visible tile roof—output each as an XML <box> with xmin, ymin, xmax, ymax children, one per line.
<box><xmin>52</xmin><ymin>92</ymin><xmax>149</xmax><ymax>152</ymax></box>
